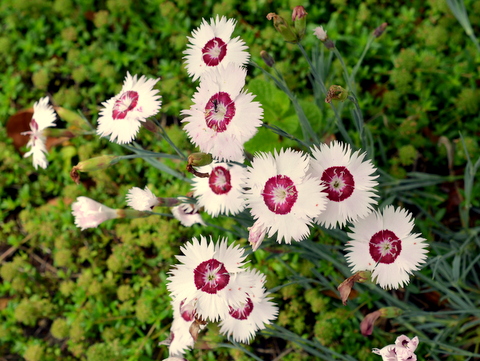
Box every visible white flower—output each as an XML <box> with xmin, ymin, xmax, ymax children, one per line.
<box><xmin>167</xmin><ymin>236</ymin><xmax>249</xmax><ymax>322</ymax></box>
<box><xmin>309</xmin><ymin>141</ymin><xmax>378</xmax><ymax>228</ymax></box>
<box><xmin>345</xmin><ymin>206</ymin><xmax>428</xmax><ymax>289</ymax></box>
<box><xmin>166</xmin><ymin>298</ymin><xmax>204</xmax><ymax>357</ymax></box>
<box><xmin>126</xmin><ymin>186</ymin><xmax>159</xmax><ymax>211</ymax></box>
<box><xmin>182</xmin><ymin>63</ymin><xmax>263</xmax><ymax>162</ymax></box>
<box><xmin>373</xmin><ymin>335</ymin><xmax>419</xmax><ymax>361</ymax></box>
<box><xmin>244</xmin><ymin>148</ymin><xmax>327</xmax><ymax>244</ymax></box>
<box><xmin>184</xmin><ymin>16</ymin><xmax>250</xmax><ymax>81</ymax></box>
<box><xmin>171</xmin><ymin>199</ymin><xmax>206</xmax><ymax>227</ymax></box>
<box><xmin>96</xmin><ymin>72</ymin><xmax>161</xmax><ymax>144</ymax></box>
<box><xmin>71</xmin><ymin>196</ymin><xmax>118</xmax><ymax>230</ymax></box>
<box><xmin>219</xmin><ymin>270</ymin><xmax>278</xmax><ymax>343</ymax></box>
<box><xmin>313</xmin><ymin>26</ymin><xmax>328</xmax><ymax>41</ymax></box>
<box><xmin>192</xmin><ymin>161</ymin><xmax>246</xmax><ymax>217</ymax></box>
<box><xmin>22</xmin><ymin>97</ymin><xmax>57</xmax><ymax>169</ymax></box>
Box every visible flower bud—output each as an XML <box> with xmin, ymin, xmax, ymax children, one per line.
<box><xmin>248</xmin><ymin>221</ymin><xmax>267</xmax><ymax>251</ymax></box>
<box><xmin>187</xmin><ymin>152</ymin><xmax>212</xmax><ymax>178</ymax></box>
<box><xmin>267</xmin><ymin>13</ymin><xmax>298</xmax><ymax>43</ymax></box>
<box><xmin>260</xmin><ymin>50</ymin><xmax>275</xmax><ymax>67</ymax></box>
<box><xmin>292</xmin><ymin>6</ymin><xmax>308</xmax><ymax>41</ymax></box>
<box><xmin>337</xmin><ymin>270</ymin><xmax>371</xmax><ymax>305</ymax></box>
<box><xmin>325</xmin><ymin>85</ymin><xmax>349</xmax><ymax>103</ymax></box>
<box><xmin>55</xmin><ymin>106</ymin><xmax>91</xmax><ymax>131</ymax></box>
<box><xmin>374</xmin><ymin>22</ymin><xmax>388</xmax><ymax>38</ymax></box>
<box><xmin>378</xmin><ymin>307</ymin><xmax>403</xmax><ymax>318</ymax></box>
<box><xmin>70</xmin><ymin>155</ymin><xmax>119</xmax><ymax>184</ymax></box>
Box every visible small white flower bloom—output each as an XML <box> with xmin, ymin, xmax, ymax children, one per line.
<box><xmin>166</xmin><ymin>298</ymin><xmax>202</xmax><ymax>357</ymax></box>
<box><xmin>192</xmin><ymin>161</ymin><xmax>246</xmax><ymax>217</ymax></box>
<box><xmin>167</xmin><ymin>236</ymin><xmax>249</xmax><ymax>322</ymax></box>
<box><xmin>219</xmin><ymin>270</ymin><xmax>278</xmax><ymax>344</ymax></box>
<box><xmin>96</xmin><ymin>72</ymin><xmax>161</xmax><ymax>144</ymax></box>
<box><xmin>373</xmin><ymin>335</ymin><xmax>419</xmax><ymax>361</ymax></box>
<box><xmin>313</xmin><ymin>26</ymin><xmax>328</xmax><ymax>41</ymax></box>
<box><xmin>182</xmin><ymin>63</ymin><xmax>263</xmax><ymax>162</ymax></box>
<box><xmin>309</xmin><ymin>141</ymin><xmax>379</xmax><ymax>228</ymax></box>
<box><xmin>244</xmin><ymin>148</ymin><xmax>327</xmax><ymax>244</ymax></box>
<box><xmin>345</xmin><ymin>206</ymin><xmax>428</xmax><ymax>289</ymax></box>
<box><xmin>126</xmin><ymin>186</ymin><xmax>159</xmax><ymax>211</ymax></box>
<box><xmin>171</xmin><ymin>199</ymin><xmax>205</xmax><ymax>227</ymax></box>
<box><xmin>184</xmin><ymin>16</ymin><xmax>250</xmax><ymax>81</ymax></box>
<box><xmin>71</xmin><ymin>196</ymin><xmax>118</xmax><ymax>230</ymax></box>
<box><xmin>22</xmin><ymin>97</ymin><xmax>56</xmax><ymax>169</ymax></box>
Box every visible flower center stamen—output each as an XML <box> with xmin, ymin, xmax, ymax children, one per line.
<box><xmin>262</xmin><ymin>175</ymin><xmax>298</xmax><ymax>215</ymax></box>
<box><xmin>204</xmin><ymin>92</ymin><xmax>235</xmax><ymax>133</ymax></box>
<box><xmin>321</xmin><ymin>166</ymin><xmax>355</xmax><ymax>202</ymax></box>
<box><xmin>229</xmin><ymin>297</ymin><xmax>254</xmax><ymax>320</ymax></box>
<box><xmin>112</xmin><ymin>91</ymin><xmax>139</xmax><ymax>120</ymax></box>
<box><xmin>369</xmin><ymin>230</ymin><xmax>402</xmax><ymax>264</ymax></box>
<box><xmin>194</xmin><ymin>259</ymin><xmax>230</xmax><ymax>294</ymax></box>
<box><xmin>209</xmin><ymin>166</ymin><xmax>232</xmax><ymax>194</ymax></box>
<box><xmin>202</xmin><ymin>37</ymin><xmax>227</xmax><ymax>66</ymax></box>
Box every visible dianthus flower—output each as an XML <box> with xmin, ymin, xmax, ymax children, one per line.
<box><xmin>96</xmin><ymin>72</ymin><xmax>161</xmax><ymax>144</ymax></box>
<box><xmin>184</xmin><ymin>16</ymin><xmax>250</xmax><ymax>81</ymax></box>
<box><xmin>22</xmin><ymin>97</ymin><xmax>57</xmax><ymax>169</ymax></box>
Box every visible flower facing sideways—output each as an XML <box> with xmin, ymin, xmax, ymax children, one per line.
<box><xmin>373</xmin><ymin>335</ymin><xmax>419</xmax><ymax>361</ymax></box>
<box><xmin>244</xmin><ymin>148</ymin><xmax>327</xmax><ymax>244</ymax></box>
<box><xmin>126</xmin><ymin>186</ymin><xmax>159</xmax><ymax>211</ymax></box>
<box><xmin>345</xmin><ymin>206</ymin><xmax>428</xmax><ymax>289</ymax></box>
<box><xmin>219</xmin><ymin>270</ymin><xmax>278</xmax><ymax>343</ymax></box>
<box><xmin>96</xmin><ymin>72</ymin><xmax>162</xmax><ymax>144</ymax></box>
<box><xmin>71</xmin><ymin>196</ymin><xmax>119</xmax><ymax>230</ymax></box>
<box><xmin>171</xmin><ymin>198</ymin><xmax>206</xmax><ymax>227</ymax></box>
<box><xmin>192</xmin><ymin>161</ymin><xmax>246</xmax><ymax>217</ymax></box>
<box><xmin>309</xmin><ymin>141</ymin><xmax>378</xmax><ymax>228</ymax></box>
<box><xmin>184</xmin><ymin>16</ymin><xmax>250</xmax><ymax>81</ymax></box>
<box><xmin>182</xmin><ymin>63</ymin><xmax>263</xmax><ymax>162</ymax></box>
<box><xmin>22</xmin><ymin>97</ymin><xmax>57</xmax><ymax>169</ymax></box>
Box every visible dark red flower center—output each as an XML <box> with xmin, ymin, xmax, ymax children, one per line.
<box><xmin>112</xmin><ymin>90</ymin><xmax>139</xmax><ymax>120</ymax></box>
<box><xmin>369</xmin><ymin>230</ymin><xmax>402</xmax><ymax>264</ymax></box>
<box><xmin>179</xmin><ymin>299</ymin><xmax>196</xmax><ymax>322</ymax></box>
<box><xmin>209</xmin><ymin>166</ymin><xmax>232</xmax><ymax>194</ymax></box>
<box><xmin>262</xmin><ymin>175</ymin><xmax>298</xmax><ymax>215</ymax></box>
<box><xmin>204</xmin><ymin>92</ymin><xmax>235</xmax><ymax>133</ymax></box>
<box><xmin>194</xmin><ymin>259</ymin><xmax>230</xmax><ymax>294</ymax></box>
<box><xmin>202</xmin><ymin>37</ymin><xmax>227</xmax><ymax>67</ymax></box>
<box><xmin>321</xmin><ymin>166</ymin><xmax>355</xmax><ymax>202</ymax></box>
<box><xmin>229</xmin><ymin>297</ymin><xmax>254</xmax><ymax>320</ymax></box>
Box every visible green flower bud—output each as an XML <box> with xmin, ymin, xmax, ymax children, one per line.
<box><xmin>378</xmin><ymin>306</ymin><xmax>403</xmax><ymax>318</ymax></box>
<box><xmin>267</xmin><ymin>13</ymin><xmax>298</xmax><ymax>43</ymax></box>
<box><xmin>292</xmin><ymin>6</ymin><xmax>308</xmax><ymax>41</ymax></box>
<box><xmin>70</xmin><ymin>155</ymin><xmax>119</xmax><ymax>184</ymax></box>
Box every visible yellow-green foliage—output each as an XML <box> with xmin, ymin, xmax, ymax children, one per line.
<box><xmin>51</xmin><ymin>318</ymin><xmax>69</xmax><ymax>339</ymax></box>
<box><xmin>23</xmin><ymin>344</ymin><xmax>44</xmax><ymax>361</ymax></box>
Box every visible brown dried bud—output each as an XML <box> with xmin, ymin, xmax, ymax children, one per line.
<box><xmin>260</xmin><ymin>50</ymin><xmax>275</xmax><ymax>67</ymax></box>
<box><xmin>325</xmin><ymin>85</ymin><xmax>349</xmax><ymax>103</ymax></box>
<box><xmin>337</xmin><ymin>271</ymin><xmax>371</xmax><ymax>305</ymax></box>
<box><xmin>374</xmin><ymin>22</ymin><xmax>388</xmax><ymax>38</ymax></box>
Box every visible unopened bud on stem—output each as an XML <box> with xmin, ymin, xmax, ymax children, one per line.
<box><xmin>260</xmin><ymin>50</ymin><xmax>275</xmax><ymax>67</ymax></box>
<box><xmin>292</xmin><ymin>6</ymin><xmax>308</xmax><ymax>41</ymax></box>
<box><xmin>70</xmin><ymin>155</ymin><xmax>119</xmax><ymax>184</ymax></box>
<box><xmin>267</xmin><ymin>13</ymin><xmax>298</xmax><ymax>43</ymax></box>
<box><xmin>187</xmin><ymin>152</ymin><xmax>212</xmax><ymax>178</ymax></box>
<box><xmin>325</xmin><ymin>85</ymin><xmax>349</xmax><ymax>103</ymax></box>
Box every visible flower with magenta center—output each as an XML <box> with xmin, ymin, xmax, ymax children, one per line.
<box><xmin>192</xmin><ymin>161</ymin><xmax>246</xmax><ymax>217</ymax></box>
<box><xmin>309</xmin><ymin>141</ymin><xmax>379</xmax><ymax>228</ymax></box>
<box><xmin>167</xmin><ymin>236</ymin><xmax>250</xmax><ymax>322</ymax></box>
<box><xmin>182</xmin><ymin>63</ymin><xmax>263</xmax><ymax>162</ymax></box>
<box><xmin>244</xmin><ymin>148</ymin><xmax>327</xmax><ymax>245</ymax></box>
<box><xmin>345</xmin><ymin>206</ymin><xmax>428</xmax><ymax>289</ymax></box>
<box><xmin>184</xmin><ymin>16</ymin><xmax>250</xmax><ymax>81</ymax></box>
<box><xmin>96</xmin><ymin>72</ymin><xmax>162</xmax><ymax>144</ymax></box>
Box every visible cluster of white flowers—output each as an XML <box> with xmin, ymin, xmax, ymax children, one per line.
<box><xmin>163</xmin><ymin>236</ymin><xmax>277</xmax><ymax>357</ymax></box>
<box><xmin>45</xmin><ymin>13</ymin><xmax>430</xmax><ymax>359</ymax></box>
